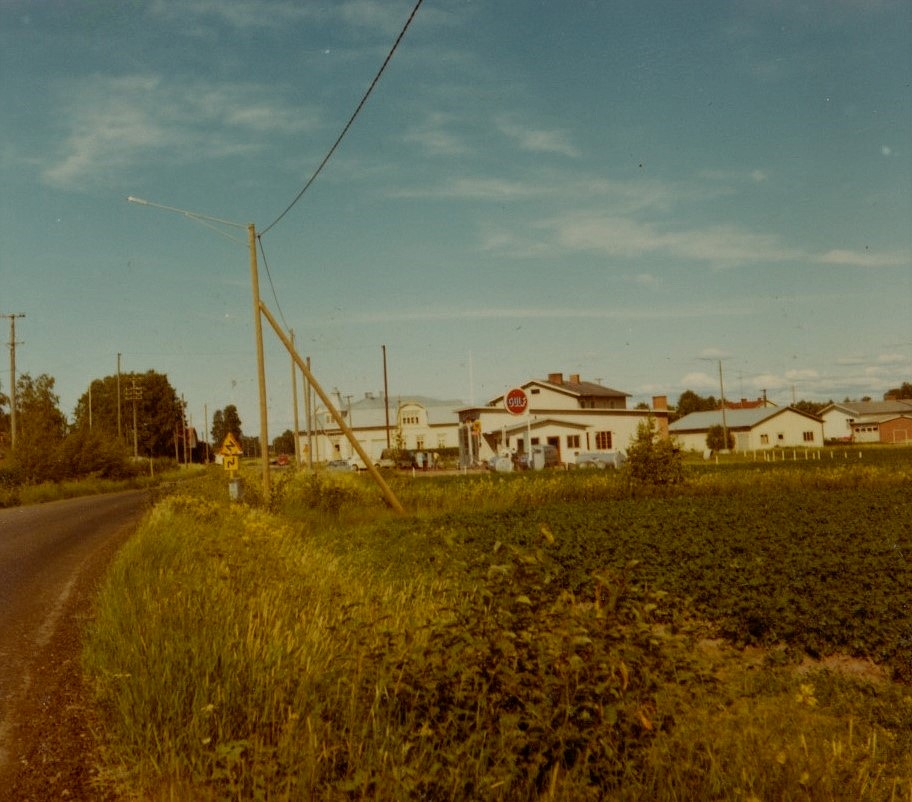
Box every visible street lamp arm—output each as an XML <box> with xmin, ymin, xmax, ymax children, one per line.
<box><xmin>126</xmin><ymin>196</ymin><xmax>247</xmax><ymax>230</ymax></box>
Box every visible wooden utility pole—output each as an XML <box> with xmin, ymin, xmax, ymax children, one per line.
<box><xmin>290</xmin><ymin>329</ymin><xmax>301</xmax><ymax>466</ymax></box>
<box><xmin>249</xmin><ymin>224</ymin><xmax>271</xmax><ymax>502</ymax></box>
<box><xmin>3</xmin><ymin>313</ymin><xmax>25</xmax><ymax>450</ymax></box>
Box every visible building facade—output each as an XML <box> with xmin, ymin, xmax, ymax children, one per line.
<box><xmin>456</xmin><ymin>372</ymin><xmax>670</xmax><ymax>467</ymax></box>
<box><xmin>669</xmin><ymin>407</ymin><xmax>825</xmax><ymax>452</ymax></box>
<box><xmin>819</xmin><ymin>400</ymin><xmax>912</xmax><ymax>443</ymax></box>
<box><xmin>301</xmin><ymin>392</ymin><xmax>464</xmax><ymax>465</ymax></box>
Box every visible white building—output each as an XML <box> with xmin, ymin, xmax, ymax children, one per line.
<box><xmin>301</xmin><ymin>392</ymin><xmax>464</xmax><ymax>464</ymax></box>
<box><xmin>457</xmin><ymin>372</ymin><xmax>670</xmax><ymax>467</ymax></box>
<box><xmin>669</xmin><ymin>407</ymin><xmax>824</xmax><ymax>452</ymax></box>
<box><xmin>819</xmin><ymin>400</ymin><xmax>912</xmax><ymax>443</ymax></box>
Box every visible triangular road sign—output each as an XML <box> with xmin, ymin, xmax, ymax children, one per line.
<box><xmin>219</xmin><ymin>433</ymin><xmax>243</xmax><ymax>457</ymax></box>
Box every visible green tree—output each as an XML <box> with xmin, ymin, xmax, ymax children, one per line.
<box><xmin>793</xmin><ymin>399</ymin><xmax>827</xmax><ymax>417</ymax></box>
<box><xmin>73</xmin><ymin>370</ymin><xmax>183</xmax><ymax>457</ymax></box>
<box><xmin>625</xmin><ymin>416</ymin><xmax>684</xmax><ymax>486</ymax></box>
<box><xmin>705</xmin><ymin>424</ymin><xmax>734</xmax><ymax>452</ymax></box>
<box><xmin>12</xmin><ymin>373</ymin><xmax>68</xmax><ymax>483</ymax></box>
<box><xmin>673</xmin><ymin>390</ymin><xmax>717</xmax><ymax>421</ymax></box>
<box><xmin>211</xmin><ymin>405</ymin><xmax>242</xmax><ymax>449</ymax></box>
<box><xmin>885</xmin><ymin>382</ymin><xmax>912</xmax><ymax>400</ymax></box>
<box><xmin>272</xmin><ymin>429</ymin><xmax>295</xmax><ymax>456</ymax></box>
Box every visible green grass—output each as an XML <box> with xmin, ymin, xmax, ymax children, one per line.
<box><xmin>83</xmin><ymin>461</ymin><xmax>912</xmax><ymax>800</ymax></box>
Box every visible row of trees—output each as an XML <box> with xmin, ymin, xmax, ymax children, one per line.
<box><xmin>0</xmin><ymin>370</ymin><xmax>206</xmax><ymax>485</ymax></box>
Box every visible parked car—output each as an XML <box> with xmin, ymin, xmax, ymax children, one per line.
<box><xmin>325</xmin><ymin>459</ymin><xmax>357</xmax><ymax>472</ymax></box>
<box><xmin>575</xmin><ymin>450</ymin><xmax>626</xmax><ymax>469</ymax></box>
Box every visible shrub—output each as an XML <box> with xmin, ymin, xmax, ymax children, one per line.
<box><xmin>625</xmin><ymin>417</ymin><xmax>684</xmax><ymax>486</ymax></box>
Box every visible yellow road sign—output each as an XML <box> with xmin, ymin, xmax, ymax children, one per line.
<box><xmin>220</xmin><ymin>433</ymin><xmax>243</xmax><ymax>457</ymax></box>
<box><xmin>222</xmin><ymin>455</ymin><xmax>239</xmax><ymax>472</ymax></box>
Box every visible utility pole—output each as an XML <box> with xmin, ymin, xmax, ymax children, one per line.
<box><xmin>382</xmin><ymin>344</ymin><xmax>391</xmax><ymax>449</ymax></box>
<box><xmin>125</xmin><ymin>378</ymin><xmax>142</xmax><ymax>458</ymax></box>
<box><xmin>3</xmin><ymin>313</ymin><xmax>25</xmax><ymax>451</ymax></box>
<box><xmin>116</xmin><ymin>353</ymin><xmax>122</xmax><ymax>441</ymax></box>
<box><xmin>291</xmin><ymin>330</ymin><xmax>301</xmax><ymax>466</ymax></box>
<box><xmin>718</xmin><ymin>360</ymin><xmax>729</xmax><ymax>451</ymax></box>
<box><xmin>304</xmin><ymin>356</ymin><xmax>314</xmax><ymax>468</ymax></box>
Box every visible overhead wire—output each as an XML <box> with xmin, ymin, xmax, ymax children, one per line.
<box><xmin>258</xmin><ymin>0</ymin><xmax>425</xmax><ymax>237</ymax></box>
<box><xmin>256</xmin><ymin>237</ymin><xmax>291</xmax><ymax>333</ymax></box>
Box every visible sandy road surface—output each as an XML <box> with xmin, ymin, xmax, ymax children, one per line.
<box><xmin>0</xmin><ymin>491</ymin><xmax>148</xmax><ymax>801</ymax></box>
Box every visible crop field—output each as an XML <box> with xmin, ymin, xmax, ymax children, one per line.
<box><xmin>85</xmin><ymin>454</ymin><xmax>912</xmax><ymax>801</ymax></box>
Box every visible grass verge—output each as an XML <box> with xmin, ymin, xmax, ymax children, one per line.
<box><xmin>84</xmin><ymin>466</ymin><xmax>912</xmax><ymax>800</ymax></box>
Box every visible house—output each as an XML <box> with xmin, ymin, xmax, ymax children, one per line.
<box><xmin>457</xmin><ymin>372</ymin><xmax>670</xmax><ymax>467</ymax></box>
<box><xmin>669</xmin><ymin>407</ymin><xmax>824</xmax><ymax>452</ymax></box>
<box><xmin>819</xmin><ymin>400</ymin><xmax>912</xmax><ymax>443</ymax></box>
<box><xmin>301</xmin><ymin>392</ymin><xmax>464</xmax><ymax>464</ymax></box>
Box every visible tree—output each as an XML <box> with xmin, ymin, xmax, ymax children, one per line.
<box><xmin>673</xmin><ymin>390</ymin><xmax>718</xmax><ymax>421</ymax></box>
<box><xmin>272</xmin><ymin>429</ymin><xmax>295</xmax><ymax>456</ymax></box>
<box><xmin>73</xmin><ymin>370</ymin><xmax>183</xmax><ymax>458</ymax></box>
<box><xmin>625</xmin><ymin>416</ymin><xmax>684</xmax><ymax>486</ymax></box>
<box><xmin>792</xmin><ymin>399</ymin><xmax>827</xmax><ymax>417</ymax></box>
<box><xmin>211</xmin><ymin>404</ymin><xmax>242</xmax><ymax>448</ymax></box>
<box><xmin>12</xmin><ymin>373</ymin><xmax>68</xmax><ymax>483</ymax></box>
<box><xmin>705</xmin><ymin>424</ymin><xmax>734</xmax><ymax>452</ymax></box>
<box><xmin>885</xmin><ymin>382</ymin><xmax>912</xmax><ymax>400</ymax></box>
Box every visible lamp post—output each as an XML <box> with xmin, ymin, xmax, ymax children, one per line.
<box><xmin>127</xmin><ymin>196</ymin><xmax>271</xmax><ymax>501</ymax></box>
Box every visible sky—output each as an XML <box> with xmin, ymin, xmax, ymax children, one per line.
<box><xmin>1</xmin><ymin>0</ymin><xmax>910</xmax><ymax>440</ymax></box>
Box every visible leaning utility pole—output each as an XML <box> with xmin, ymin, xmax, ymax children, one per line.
<box><xmin>3</xmin><ymin>313</ymin><xmax>25</xmax><ymax>450</ymax></box>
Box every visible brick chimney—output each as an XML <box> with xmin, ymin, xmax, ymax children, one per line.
<box><xmin>547</xmin><ymin>372</ymin><xmax>564</xmax><ymax>385</ymax></box>
<box><xmin>569</xmin><ymin>373</ymin><xmax>581</xmax><ymax>384</ymax></box>
<box><xmin>652</xmin><ymin>395</ymin><xmax>669</xmax><ymax>438</ymax></box>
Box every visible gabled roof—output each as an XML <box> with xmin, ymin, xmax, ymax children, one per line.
<box><xmin>318</xmin><ymin>394</ymin><xmax>465</xmax><ymax>430</ymax></box>
<box><xmin>670</xmin><ymin>406</ymin><xmax>822</xmax><ymax>433</ymax></box>
<box><xmin>487</xmin><ymin>378</ymin><xmax>628</xmax><ymax>406</ymax></box>
<box><xmin>496</xmin><ymin>418</ymin><xmax>591</xmax><ymax>436</ymax></box>
<box><xmin>820</xmin><ymin>400</ymin><xmax>912</xmax><ymax>417</ymax></box>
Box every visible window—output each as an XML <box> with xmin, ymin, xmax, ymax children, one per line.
<box><xmin>437</xmin><ymin>435</ymin><xmax>447</xmax><ymax>448</ymax></box>
<box><xmin>777</xmin><ymin>433</ymin><xmax>784</xmax><ymax>441</ymax></box>
<box><xmin>531</xmin><ymin>437</ymin><xmax>540</xmax><ymax>445</ymax></box>
<box><xmin>567</xmin><ymin>434</ymin><xmax>580</xmax><ymax>448</ymax></box>
<box><xmin>416</xmin><ymin>436</ymin><xmax>425</xmax><ymax>450</ymax></box>
<box><xmin>760</xmin><ymin>434</ymin><xmax>769</xmax><ymax>445</ymax></box>
<box><xmin>595</xmin><ymin>431</ymin><xmax>612</xmax><ymax>449</ymax></box>
<box><xmin>803</xmin><ymin>431</ymin><xmax>815</xmax><ymax>442</ymax></box>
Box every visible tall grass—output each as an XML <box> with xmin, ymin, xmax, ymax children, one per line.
<box><xmin>84</xmin><ymin>463</ymin><xmax>912</xmax><ymax>800</ymax></box>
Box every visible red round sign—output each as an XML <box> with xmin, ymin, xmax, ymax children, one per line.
<box><xmin>504</xmin><ymin>387</ymin><xmax>529</xmax><ymax>415</ymax></box>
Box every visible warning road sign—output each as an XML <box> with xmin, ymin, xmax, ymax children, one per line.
<box><xmin>220</xmin><ymin>433</ymin><xmax>243</xmax><ymax>457</ymax></box>
<box><xmin>222</xmin><ymin>455</ymin><xmax>239</xmax><ymax>472</ymax></box>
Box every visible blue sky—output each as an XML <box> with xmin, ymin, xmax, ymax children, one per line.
<box><xmin>1</xmin><ymin>0</ymin><xmax>910</xmax><ymax>439</ymax></box>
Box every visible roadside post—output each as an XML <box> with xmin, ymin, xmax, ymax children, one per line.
<box><xmin>220</xmin><ymin>433</ymin><xmax>244</xmax><ymax>501</ymax></box>
<box><xmin>504</xmin><ymin>387</ymin><xmax>530</xmax><ymax>468</ymax></box>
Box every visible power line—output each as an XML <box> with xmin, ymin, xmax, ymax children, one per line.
<box><xmin>259</xmin><ymin>0</ymin><xmax>424</xmax><ymax>236</ymax></box>
<box><xmin>256</xmin><ymin>236</ymin><xmax>290</xmax><ymax>333</ymax></box>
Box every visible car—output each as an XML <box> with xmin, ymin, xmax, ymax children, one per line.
<box><xmin>325</xmin><ymin>459</ymin><xmax>357</xmax><ymax>472</ymax></box>
<box><xmin>575</xmin><ymin>450</ymin><xmax>626</xmax><ymax>469</ymax></box>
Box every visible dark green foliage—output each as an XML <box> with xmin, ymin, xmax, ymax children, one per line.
<box><xmin>705</xmin><ymin>424</ymin><xmax>733</xmax><ymax>452</ymax></box>
<box><xmin>73</xmin><ymin>370</ymin><xmax>184</xmax><ymax>458</ymax></box>
<box><xmin>625</xmin><ymin>418</ymin><xmax>684</xmax><ymax>486</ymax></box>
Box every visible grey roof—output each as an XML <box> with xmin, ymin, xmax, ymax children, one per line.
<box><xmin>670</xmin><ymin>406</ymin><xmax>820</xmax><ymax>433</ymax></box>
<box><xmin>822</xmin><ymin>400</ymin><xmax>912</xmax><ymax>417</ymax></box>
<box><xmin>318</xmin><ymin>394</ymin><xmax>465</xmax><ymax>430</ymax></box>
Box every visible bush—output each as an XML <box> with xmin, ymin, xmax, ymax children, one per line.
<box><xmin>625</xmin><ymin>417</ymin><xmax>684</xmax><ymax>486</ymax></box>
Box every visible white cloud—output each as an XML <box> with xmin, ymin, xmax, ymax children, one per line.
<box><xmin>547</xmin><ymin>213</ymin><xmax>801</xmax><ymax>266</ymax></box>
<box><xmin>816</xmin><ymin>249</ymin><xmax>909</xmax><ymax>268</ymax></box>
<box><xmin>496</xmin><ymin>117</ymin><xmax>580</xmax><ymax>158</ymax></box>
<box><xmin>42</xmin><ymin>74</ymin><xmax>318</xmax><ymax>189</ymax></box>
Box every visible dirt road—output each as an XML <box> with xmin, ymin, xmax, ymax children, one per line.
<box><xmin>0</xmin><ymin>491</ymin><xmax>147</xmax><ymax>801</ymax></box>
